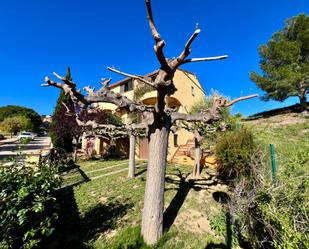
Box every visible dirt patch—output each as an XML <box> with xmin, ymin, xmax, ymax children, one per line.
<box><xmin>170</xmin><ymin>176</ymin><xmax>228</xmax><ymax>235</ymax></box>
<box><xmin>174</xmin><ymin>208</ymin><xmax>214</xmax><ymax>235</ymax></box>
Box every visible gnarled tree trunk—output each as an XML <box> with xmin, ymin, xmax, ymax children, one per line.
<box><xmin>193</xmin><ymin>138</ymin><xmax>202</xmax><ymax>178</ymax></box>
<box><xmin>128</xmin><ymin>134</ymin><xmax>136</xmax><ymax>178</ymax></box>
<box><xmin>141</xmin><ymin>119</ymin><xmax>171</xmax><ymax>245</ymax></box>
<box><xmin>192</xmin><ymin>130</ymin><xmax>203</xmax><ymax>178</ymax></box>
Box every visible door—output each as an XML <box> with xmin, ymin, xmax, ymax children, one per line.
<box><xmin>139</xmin><ymin>137</ymin><xmax>149</xmax><ymax>159</ymax></box>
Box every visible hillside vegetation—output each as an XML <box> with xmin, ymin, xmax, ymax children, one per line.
<box><xmin>237</xmin><ymin>113</ymin><xmax>309</xmax><ymax>248</ymax></box>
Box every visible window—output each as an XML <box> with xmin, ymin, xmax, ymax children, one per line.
<box><xmin>124</xmin><ymin>82</ymin><xmax>129</xmax><ymax>92</ymax></box>
<box><xmin>120</xmin><ymin>80</ymin><xmax>133</xmax><ymax>93</ymax></box>
<box><xmin>191</xmin><ymin>86</ymin><xmax>195</xmax><ymax>96</ymax></box>
<box><xmin>174</xmin><ymin>134</ymin><xmax>178</xmax><ymax>147</ymax></box>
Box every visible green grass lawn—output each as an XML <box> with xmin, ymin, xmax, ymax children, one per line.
<box><xmin>46</xmin><ymin>159</ymin><xmax>226</xmax><ymax>249</ymax></box>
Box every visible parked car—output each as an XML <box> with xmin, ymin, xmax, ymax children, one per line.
<box><xmin>17</xmin><ymin>132</ymin><xmax>35</xmax><ymax>141</ymax></box>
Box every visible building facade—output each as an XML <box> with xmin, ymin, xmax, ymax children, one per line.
<box><xmin>83</xmin><ymin>68</ymin><xmax>206</xmax><ymax>162</ymax></box>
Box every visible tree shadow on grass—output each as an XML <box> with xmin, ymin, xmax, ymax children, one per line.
<box><xmin>60</xmin><ymin>161</ymin><xmax>91</xmax><ymax>188</ymax></box>
<box><xmin>163</xmin><ymin>168</ymin><xmax>218</xmax><ymax>232</ymax></box>
<box><xmin>135</xmin><ymin>168</ymin><xmax>147</xmax><ymax>177</ymax></box>
<box><xmin>41</xmin><ymin>186</ymin><xmax>132</xmax><ymax>249</ymax></box>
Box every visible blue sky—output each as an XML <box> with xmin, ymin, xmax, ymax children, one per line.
<box><xmin>0</xmin><ymin>0</ymin><xmax>308</xmax><ymax>116</ymax></box>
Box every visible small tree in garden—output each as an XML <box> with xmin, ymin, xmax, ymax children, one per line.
<box><xmin>50</xmin><ymin>69</ymin><xmax>121</xmax><ymax>157</ymax></box>
<box><xmin>189</xmin><ymin>92</ymin><xmax>236</xmax><ymax>146</ymax></box>
<box><xmin>181</xmin><ymin>93</ymin><xmax>238</xmax><ymax>178</ymax></box>
<box><xmin>250</xmin><ymin>14</ymin><xmax>309</xmax><ymax>111</ymax></box>
<box><xmin>42</xmin><ymin>0</ymin><xmax>257</xmax><ymax>244</ymax></box>
<box><xmin>72</xmin><ymin>110</ymin><xmax>146</xmax><ymax>178</ymax></box>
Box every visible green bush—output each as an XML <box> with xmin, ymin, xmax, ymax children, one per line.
<box><xmin>0</xmin><ymin>161</ymin><xmax>61</xmax><ymax>249</ymax></box>
<box><xmin>210</xmin><ymin>210</ymin><xmax>238</xmax><ymax>247</ymax></box>
<box><xmin>215</xmin><ymin>128</ymin><xmax>259</xmax><ymax>182</ymax></box>
<box><xmin>230</xmin><ymin>145</ymin><xmax>309</xmax><ymax>248</ymax></box>
<box><xmin>20</xmin><ymin>137</ymin><xmax>32</xmax><ymax>144</ymax></box>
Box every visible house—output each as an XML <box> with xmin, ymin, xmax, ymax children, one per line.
<box><xmin>82</xmin><ymin>68</ymin><xmax>206</xmax><ymax>164</ymax></box>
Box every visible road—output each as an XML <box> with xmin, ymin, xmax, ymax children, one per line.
<box><xmin>0</xmin><ymin>136</ymin><xmax>51</xmax><ymax>159</ymax></box>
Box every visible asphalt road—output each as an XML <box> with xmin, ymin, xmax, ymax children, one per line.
<box><xmin>0</xmin><ymin>136</ymin><xmax>51</xmax><ymax>159</ymax></box>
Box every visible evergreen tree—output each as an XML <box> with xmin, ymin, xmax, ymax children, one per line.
<box><xmin>250</xmin><ymin>14</ymin><xmax>309</xmax><ymax>111</ymax></box>
<box><xmin>49</xmin><ymin>68</ymin><xmax>75</xmax><ymax>152</ymax></box>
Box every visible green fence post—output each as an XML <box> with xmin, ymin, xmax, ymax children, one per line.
<box><xmin>269</xmin><ymin>144</ymin><xmax>277</xmax><ymax>183</ymax></box>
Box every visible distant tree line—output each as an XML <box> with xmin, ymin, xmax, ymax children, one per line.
<box><xmin>0</xmin><ymin>105</ymin><xmax>42</xmax><ymax>136</ymax></box>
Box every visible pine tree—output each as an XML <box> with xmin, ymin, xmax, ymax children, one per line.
<box><xmin>250</xmin><ymin>14</ymin><xmax>309</xmax><ymax>111</ymax></box>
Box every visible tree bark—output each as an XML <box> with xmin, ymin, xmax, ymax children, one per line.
<box><xmin>141</xmin><ymin>119</ymin><xmax>171</xmax><ymax>245</ymax></box>
<box><xmin>193</xmin><ymin>138</ymin><xmax>201</xmax><ymax>178</ymax></box>
<box><xmin>72</xmin><ymin>146</ymin><xmax>77</xmax><ymax>162</ymax></box>
<box><xmin>128</xmin><ymin>134</ymin><xmax>136</xmax><ymax>178</ymax></box>
<box><xmin>299</xmin><ymin>94</ymin><xmax>308</xmax><ymax>112</ymax></box>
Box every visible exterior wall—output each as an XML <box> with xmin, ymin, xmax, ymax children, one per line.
<box><xmin>171</xmin><ymin>69</ymin><xmax>205</xmax><ymax>113</ymax></box>
<box><xmin>167</xmin><ymin>128</ymin><xmax>193</xmax><ymax>161</ymax></box>
<box><xmin>88</xmin><ymin>69</ymin><xmax>206</xmax><ymax>159</ymax></box>
<box><xmin>166</xmin><ymin>69</ymin><xmax>205</xmax><ymax>160</ymax></box>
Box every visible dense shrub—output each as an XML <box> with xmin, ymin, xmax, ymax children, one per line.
<box><xmin>215</xmin><ymin>128</ymin><xmax>259</xmax><ymax>182</ymax></box>
<box><xmin>0</xmin><ymin>161</ymin><xmax>61</xmax><ymax>249</ymax></box>
<box><xmin>190</xmin><ymin>92</ymin><xmax>238</xmax><ymax>148</ymax></box>
<box><xmin>228</xmin><ymin>142</ymin><xmax>309</xmax><ymax>248</ymax></box>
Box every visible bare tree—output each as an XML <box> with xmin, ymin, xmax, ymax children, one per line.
<box><xmin>171</xmin><ymin>123</ymin><xmax>211</xmax><ymax>178</ymax></box>
<box><xmin>66</xmin><ymin>105</ymin><xmax>146</xmax><ymax>178</ymax></box>
<box><xmin>42</xmin><ymin>0</ymin><xmax>257</xmax><ymax>244</ymax></box>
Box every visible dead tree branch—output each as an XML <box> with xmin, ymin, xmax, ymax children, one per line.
<box><xmin>145</xmin><ymin>0</ymin><xmax>169</xmax><ymax>70</ymax></box>
<box><xmin>224</xmin><ymin>94</ymin><xmax>259</xmax><ymax>107</ymax></box>
<box><xmin>107</xmin><ymin>67</ymin><xmax>155</xmax><ymax>88</ymax></box>
<box><xmin>101</xmin><ymin>77</ymin><xmax>112</xmax><ymax>89</ymax></box>
<box><xmin>43</xmin><ymin>72</ymin><xmax>155</xmax><ymax>113</ymax></box>
<box><xmin>171</xmin><ymin>94</ymin><xmax>258</xmax><ymax>123</ymax></box>
<box><xmin>43</xmin><ymin>76</ymin><xmax>87</xmax><ymax>107</ymax></box>
<box><xmin>181</xmin><ymin>55</ymin><xmax>228</xmax><ymax>65</ymax></box>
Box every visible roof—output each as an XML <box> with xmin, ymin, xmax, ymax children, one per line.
<box><xmin>107</xmin><ymin>68</ymin><xmax>200</xmax><ymax>90</ymax></box>
<box><xmin>108</xmin><ymin>70</ymin><xmax>159</xmax><ymax>89</ymax></box>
